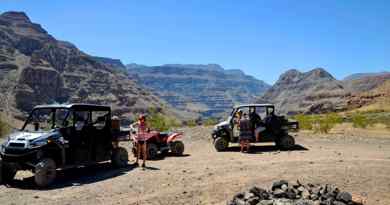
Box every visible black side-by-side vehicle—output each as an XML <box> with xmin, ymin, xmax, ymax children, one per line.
<box><xmin>0</xmin><ymin>103</ymin><xmax>129</xmax><ymax>187</ymax></box>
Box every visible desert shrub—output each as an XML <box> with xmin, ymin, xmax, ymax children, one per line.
<box><xmin>0</xmin><ymin>116</ymin><xmax>10</xmax><ymax>138</ymax></box>
<box><xmin>185</xmin><ymin>119</ymin><xmax>197</xmax><ymax>127</ymax></box>
<box><xmin>147</xmin><ymin>108</ymin><xmax>180</xmax><ymax>131</ymax></box>
<box><xmin>351</xmin><ymin>113</ymin><xmax>368</xmax><ymax>128</ymax></box>
<box><xmin>294</xmin><ymin>113</ymin><xmax>343</xmax><ymax>132</ymax></box>
<box><xmin>203</xmin><ymin>118</ymin><xmax>218</xmax><ymax>126</ymax></box>
<box><xmin>294</xmin><ymin>114</ymin><xmax>314</xmax><ymax>130</ymax></box>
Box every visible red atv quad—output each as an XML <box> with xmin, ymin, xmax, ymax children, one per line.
<box><xmin>129</xmin><ymin>125</ymin><xmax>185</xmax><ymax>160</ymax></box>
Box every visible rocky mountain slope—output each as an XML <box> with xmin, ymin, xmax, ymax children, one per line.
<box><xmin>127</xmin><ymin>64</ymin><xmax>270</xmax><ymax>117</ymax></box>
<box><xmin>259</xmin><ymin>68</ymin><xmax>347</xmax><ymax>115</ymax></box>
<box><xmin>343</xmin><ymin>72</ymin><xmax>390</xmax><ymax>94</ymax></box>
<box><xmin>0</xmin><ymin>11</ymin><xmax>168</xmax><ymax>120</ymax></box>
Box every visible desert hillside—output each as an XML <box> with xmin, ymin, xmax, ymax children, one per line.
<box><xmin>0</xmin><ymin>11</ymin><xmax>171</xmax><ymax>120</ymax></box>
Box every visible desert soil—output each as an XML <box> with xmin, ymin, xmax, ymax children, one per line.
<box><xmin>1</xmin><ymin>126</ymin><xmax>390</xmax><ymax>205</ymax></box>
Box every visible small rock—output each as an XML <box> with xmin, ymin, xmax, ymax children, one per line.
<box><xmin>273</xmin><ymin>188</ymin><xmax>286</xmax><ymax>198</ymax></box>
<box><xmin>281</xmin><ymin>184</ymin><xmax>288</xmax><ymax>191</ymax></box>
<box><xmin>336</xmin><ymin>192</ymin><xmax>352</xmax><ymax>203</ymax></box>
<box><xmin>301</xmin><ymin>189</ymin><xmax>310</xmax><ymax>199</ymax></box>
<box><xmin>272</xmin><ymin>180</ymin><xmax>289</xmax><ymax>191</ymax></box>
<box><xmin>234</xmin><ymin>192</ymin><xmax>245</xmax><ymax>199</ymax></box>
<box><xmin>33</xmin><ymin>196</ymin><xmax>39</xmax><ymax>199</ymax></box>
<box><xmin>274</xmin><ymin>198</ymin><xmax>294</xmax><ymax>205</ymax></box>
<box><xmin>246</xmin><ymin>197</ymin><xmax>259</xmax><ymax>205</ymax></box>
<box><xmin>244</xmin><ymin>192</ymin><xmax>254</xmax><ymax>200</ymax></box>
<box><xmin>249</xmin><ymin>186</ymin><xmax>269</xmax><ymax>199</ymax></box>
<box><xmin>234</xmin><ymin>198</ymin><xmax>246</xmax><ymax>205</ymax></box>
<box><xmin>332</xmin><ymin>201</ymin><xmax>346</xmax><ymax>205</ymax></box>
<box><xmin>258</xmin><ymin>199</ymin><xmax>274</xmax><ymax>205</ymax></box>
<box><xmin>297</xmin><ymin>186</ymin><xmax>306</xmax><ymax>192</ymax></box>
<box><xmin>310</xmin><ymin>194</ymin><xmax>318</xmax><ymax>200</ymax></box>
<box><xmin>294</xmin><ymin>199</ymin><xmax>313</xmax><ymax>205</ymax></box>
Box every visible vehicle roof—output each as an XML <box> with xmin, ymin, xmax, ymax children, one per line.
<box><xmin>33</xmin><ymin>103</ymin><xmax>111</xmax><ymax>111</ymax></box>
<box><xmin>233</xmin><ymin>103</ymin><xmax>275</xmax><ymax>109</ymax></box>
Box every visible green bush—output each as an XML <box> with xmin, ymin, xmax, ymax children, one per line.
<box><xmin>186</xmin><ymin>119</ymin><xmax>197</xmax><ymax>127</ymax></box>
<box><xmin>147</xmin><ymin>109</ymin><xmax>180</xmax><ymax>131</ymax></box>
<box><xmin>0</xmin><ymin>117</ymin><xmax>10</xmax><ymax>138</ymax></box>
<box><xmin>294</xmin><ymin>114</ymin><xmax>314</xmax><ymax>130</ymax></box>
<box><xmin>351</xmin><ymin>113</ymin><xmax>368</xmax><ymax>128</ymax></box>
<box><xmin>203</xmin><ymin>118</ymin><xmax>218</xmax><ymax>126</ymax></box>
<box><xmin>295</xmin><ymin>113</ymin><xmax>343</xmax><ymax>133</ymax></box>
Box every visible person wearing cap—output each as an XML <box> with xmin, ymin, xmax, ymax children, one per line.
<box><xmin>134</xmin><ymin>114</ymin><xmax>148</xmax><ymax>167</ymax></box>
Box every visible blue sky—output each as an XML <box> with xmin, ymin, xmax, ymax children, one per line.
<box><xmin>1</xmin><ymin>0</ymin><xmax>389</xmax><ymax>84</ymax></box>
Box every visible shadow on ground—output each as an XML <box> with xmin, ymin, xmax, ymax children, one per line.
<box><xmin>224</xmin><ymin>144</ymin><xmax>308</xmax><ymax>154</ymax></box>
<box><xmin>6</xmin><ymin>162</ymin><xmax>137</xmax><ymax>190</ymax></box>
<box><xmin>149</xmin><ymin>153</ymin><xmax>191</xmax><ymax>161</ymax></box>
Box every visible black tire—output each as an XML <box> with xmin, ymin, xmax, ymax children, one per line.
<box><xmin>111</xmin><ymin>147</ymin><xmax>129</xmax><ymax>168</ymax></box>
<box><xmin>277</xmin><ymin>135</ymin><xmax>295</xmax><ymax>150</ymax></box>
<box><xmin>147</xmin><ymin>143</ymin><xmax>158</xmax><ymax>160</ymax></box>
<box><xmin>34</xmin><ymin>158</ymin><xmax>56</xmax><ymax>187</ymax></box>
<box><xmin>170</xmin><ymin>141</ymin><xmax>185</xmax><ymax>155</ymax></box>
<box><xmin>214</xmin><ymin>137</ymin><xmax>228</xmax><ymax>152</ymax></box>
<box><xmin>0</xmin><ymin>159</ymin><xmax>17</xmax><ymax>184</ymax></box>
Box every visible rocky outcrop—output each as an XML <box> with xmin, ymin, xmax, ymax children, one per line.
<box><xmin>0</xmin><ymin>11</ymin><xmax>168</xmax><ymax>119</ymax></box>
<box><xmin>127</xmin><ymin>64</ymin><xmax>270</xmax><ymax>117</ymax></box>
<box><xmin>259</xmin><ymin>68</ymin><xmax>347</xmax><ymax>115</ymax></box>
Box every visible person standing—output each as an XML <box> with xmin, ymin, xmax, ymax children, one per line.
<box><xmin>239</xmin><ymin>113</ymin><xmax>252</xmax><ymax>153</ymax></box>
<box><xmin>134</xmin><ymin>114</ymin><xmax>148</xmax><ymax>167</ymax></box>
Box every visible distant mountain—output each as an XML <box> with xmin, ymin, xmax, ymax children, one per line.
<box><xmin>0</xmin><ymin>11</ymin><xmax>170</xmax><ymax>120</ymax></box>
<box><xmin>343</xmin><ymin>71</ymin><xmax>389</xmax><ymax>81</ymax></box>
<box><xmin>343</xmin><ymin>72</ymin><xmax>390</xmax><ymax>93</ymax></box>
<box><xmin>259</xmin><ymin>68</ymin><xmax>347</xmax><ymax>115</ymax></box>
<box><xmin>127</xmin><ymin>64</ymin><xmax>270</xmax><ymax>117</ymax></box>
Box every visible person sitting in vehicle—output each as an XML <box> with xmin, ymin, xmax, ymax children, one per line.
<box><xmin>249</xmin><ymin>108</ymin><xmax>265</xmax><ymax>142</ymax></box>
<box><xmin>239</xmin><ymin>113</ymin><xmax>252</xmax><ymax>153</ymax></box>
<box><xmin>134</xmin><ymin>114</ymin><xmax>148</xmax><ymax>168</ymax></box>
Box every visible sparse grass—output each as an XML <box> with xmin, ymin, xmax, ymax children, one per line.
<box><xmin>147</xmin><ymin>108</ymin><xmax>180</xmax><ymax>131</ymax></box>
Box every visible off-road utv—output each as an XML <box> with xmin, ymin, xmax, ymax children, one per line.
<box><xmin>0</xmin><ymin>104</ymin><xmax>130</xmax><ymax>187</ymax></box>
<box><xmin>211</xmin><ymin>104</ymin><xmax>299</xmax><ymax>151</ymax></box>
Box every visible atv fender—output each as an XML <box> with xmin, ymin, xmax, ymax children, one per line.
<box><xmin>167</xmin><ymin>133</ymin><xmax>183</xmax><ymax>143</ymax></box>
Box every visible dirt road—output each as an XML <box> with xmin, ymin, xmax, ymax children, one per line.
<box><xmin>1</xmin><ymin>126</ymin><xmax>390</xmax><ymax>205</ymax></box>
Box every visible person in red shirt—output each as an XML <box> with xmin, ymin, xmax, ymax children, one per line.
<box><xmin>135</xmin><ymin>114</ymin><xmax>148</xmax><ymax>167</ymax></box>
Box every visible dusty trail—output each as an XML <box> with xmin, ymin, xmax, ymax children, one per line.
<box><xmin>1</xmin><ymin>126</ymin><xmax>390</xmax><ymax>205</ymax></box>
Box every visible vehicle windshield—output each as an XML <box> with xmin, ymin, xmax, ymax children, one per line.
<box><xmin>22</xmin><ymin>108</ymin><xmax>71</xmax><ymax>132</ymax></box>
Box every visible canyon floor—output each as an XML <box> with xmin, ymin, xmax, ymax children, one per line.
<box><xmin>1</xmin><ymin>126</ymin><xmax>390</xmax><ymax>205</ymax></box>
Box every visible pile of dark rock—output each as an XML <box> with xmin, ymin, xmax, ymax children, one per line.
<box><xmin>228</xmin><ymin>180</ymin><xmax>361</xmax><ymax>205</ymax></box>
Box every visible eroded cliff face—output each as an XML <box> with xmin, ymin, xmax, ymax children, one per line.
<box><xmin>0</xmin><ymin>11</ymin><xmax>165</xmax><ymax>119</ymax></box>
<box><xmin>127</xmin><ymin>64</ymin><xmax>270</xmax><ymax>117</ymax></box>
<box><xmin>259</xmin><ymin>68</ymin><xmax>348</xmax><ymax>115</ymax></box>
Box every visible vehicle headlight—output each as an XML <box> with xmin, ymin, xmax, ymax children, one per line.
<box><xmin>28</xmin><ymin>139</ymin><xmax>48</xmax><ymax>149</ymax></box>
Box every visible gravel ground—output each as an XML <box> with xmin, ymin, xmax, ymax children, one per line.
<box><xmin>0</xmin><ymin>126</ymin><xmax>390</xmax><ymax>205</ymax></box>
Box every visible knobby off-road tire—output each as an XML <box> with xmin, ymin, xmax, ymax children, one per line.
<box><xmin>111</xmin><ymin>147</ymin><xmax>129</xmax><ymax>168</ymax></box>
<box><xmin>170</xmin><ymin>141</ymin><xmax>185</xmax><ymax>155</ymax></box>
<box><xmin>214</xmin><ymin>137</ymin><xmax>228</xmax><ymax>152</ymax></box>
<box><xmin>147</xmin><ymin>143</ymin><xmax>158</xmax><ymax>160</ymax></box>
<box><xmin>0</xmin><ymin>158</ymin><xmax>17</xmax><ymax>184</ymax></box>
<box><xmin>277</xmin><ymin>135</ymin><xmax>295</xmax><ymax>150</ymax></box>
<box><xmin>34</xmin><ymin>158</ymin><xmax>56</xmax><ymax>187</ymax></box>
